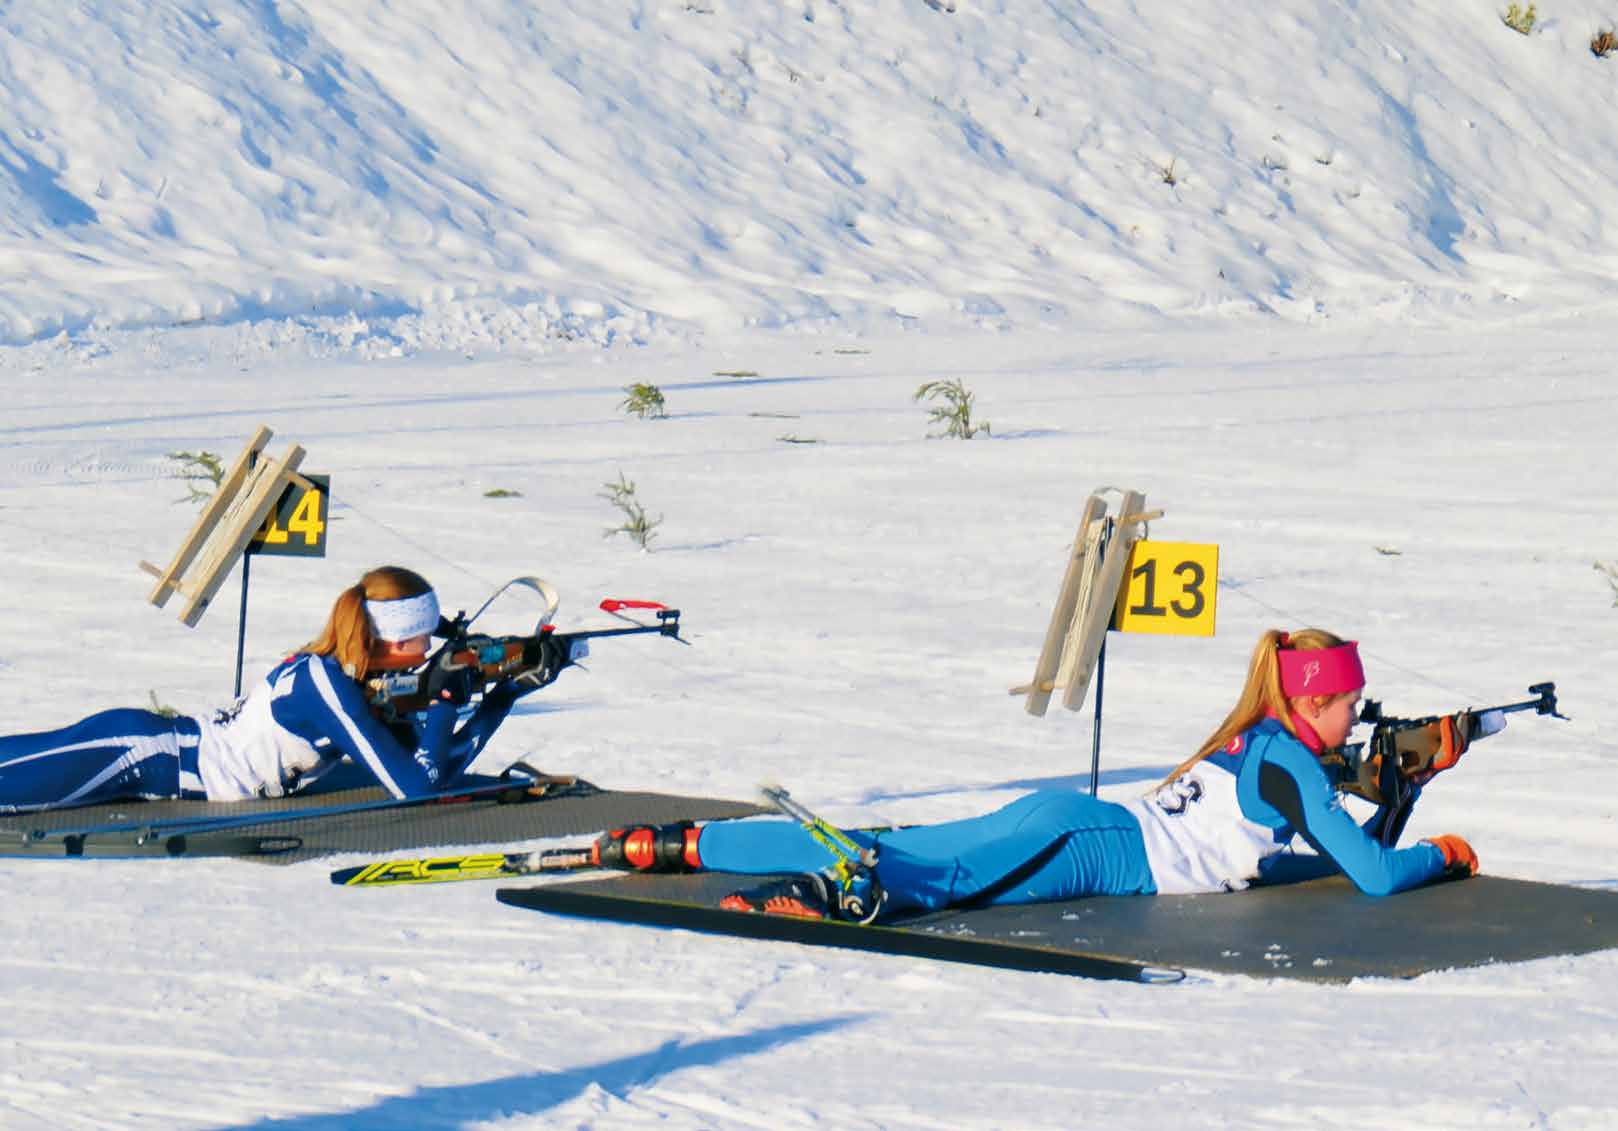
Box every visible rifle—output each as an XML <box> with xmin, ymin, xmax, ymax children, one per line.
<box><xmin>366</xmin><ymin>598</ymin><xmax>685</xmax><ymax>721</ymax></box>
<box><xmin>1323</xmin><ymin>682</ymin><xmax>1565</xmax><ymax>838</ymax></box>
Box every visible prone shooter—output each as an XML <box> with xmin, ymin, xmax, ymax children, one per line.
<box><xmin>365</xmin><ymin>598</ymin><xmax>685</xmax><ymax>722</ymax></box>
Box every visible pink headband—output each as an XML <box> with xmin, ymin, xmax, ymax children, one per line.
<box><xmin>1277</xmin><ymin>641</ymin><xmax>1364</xmax><ymax>698</ymax></box>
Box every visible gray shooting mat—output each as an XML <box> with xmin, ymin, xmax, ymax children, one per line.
<box><xmin>497</xmin><ymin>868</ymin><xmax>1618</xmax><ymax>982</ymax></box>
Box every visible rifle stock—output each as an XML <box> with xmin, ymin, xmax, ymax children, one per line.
<box><xmin>1324</xmin><ymin>681</ymin><xmax>1563</xmax><ymax>810</ymax></box>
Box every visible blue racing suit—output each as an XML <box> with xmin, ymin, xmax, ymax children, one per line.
<box><xmin>697</xmin><ymin>718</ymin><xmax>1447</xmax><ymax>915</ymax></box>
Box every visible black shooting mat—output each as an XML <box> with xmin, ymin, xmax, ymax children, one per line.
<box><xmin>0</xmin><ymin>772</ymin><xmax>766</xmax><ymax>863</ymax></box>
<box><xmin>496</xmin><ymin>869</ymin><xmax>1618</xmax><ymax>983</ymax></box>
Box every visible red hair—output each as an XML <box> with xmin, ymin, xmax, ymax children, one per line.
<box><xmin>303</xmin><ymin>566</ymin><xmax>434</xmax><ymax>680</ymax></box>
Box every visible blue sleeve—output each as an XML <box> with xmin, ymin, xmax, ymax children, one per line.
<box><xmin>275</xmin><ymin>656</ymin><xmax>461</xmax><ymax>799</ymax></box>
<box><xmin>1251</xmin><ymin>734</ymin><xmax>1446</xmax><ymax>896</ymax></box>
<box><xmin>435</xmin><ymin>684</ymin><xmax>518</xmax><ymax>783</ymax></box>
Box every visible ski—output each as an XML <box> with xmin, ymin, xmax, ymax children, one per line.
<box><xmin>0</xmin><ymin>830</ymin><xmax>304</xmax><ymax>859</ymax></box>
<box><xmin>331</xmin><ymin>845</ymin><xmax>597</xmax><ymax>888</ymax></box>
<box><xmin>16</xmin><ymin>772</ymin><xmax>584</xmax><ymax>852</ymax></box>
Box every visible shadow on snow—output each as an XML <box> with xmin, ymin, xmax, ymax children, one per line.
<box><xmin>859</xmin><ymin>766</ymin><xmax>1170</xmax><ymax>808</ymax></box>
<box><xmin>223</xmin><ymin>1015</ymin><xmax>864</xmax><ymax>1130</ymax></box>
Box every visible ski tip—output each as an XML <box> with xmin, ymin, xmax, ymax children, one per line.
<box><xmin>1139</xmin><ymin>965</ymin><xmax>1188</xmax><ymax>985</ymax></box>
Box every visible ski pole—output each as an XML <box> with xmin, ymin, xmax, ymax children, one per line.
<box><xmin>760</xmin><ymin>785</ymin><xmax>876</xmax><ymax>890</ymax></box>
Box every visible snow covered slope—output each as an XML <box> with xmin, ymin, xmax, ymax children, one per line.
<box><xmin>8</xmin><ymin>1</ymin><xmax>1618</xmax><ymax>345</ymax></box>
<box><xmin>4</xmin><ymin>4</ymin><xmax>1618</xmax><ymax>1129</ymax></box>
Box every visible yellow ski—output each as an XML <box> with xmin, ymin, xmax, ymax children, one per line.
<box><xmin>331</xmin><ymin>846</ymin><xmax>594</xmax><ymax>888</ymax></box>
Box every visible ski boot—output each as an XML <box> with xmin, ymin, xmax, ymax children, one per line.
<box><xmin>719</xmin><ymin>869</ymin><xmax>885</xmax><ymax>924</ymax></box>
<box><xmin>592</xmin><ymin>822</ymin><xmax>703</xmax><ymax>872</ymax></box>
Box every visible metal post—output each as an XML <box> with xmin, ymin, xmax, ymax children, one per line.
<box><xmin>1089</xmin><ymin>636</ymin><xmax>1106</xmax><ymax>796</ymax></box>
<box><xmin>233</xmin><ymin>552</ymin><xmax>251</xmax><ymax>698</ymax></box>
<box><xmin>1086</xmin><ymin>514</ymin><xmax>1117</xmax><ymax>797</ymax></box>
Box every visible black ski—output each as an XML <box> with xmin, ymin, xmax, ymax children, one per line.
<box><xmin>0</xmin><ymin>830</ymin><xmax>304</xmax><ymax>859</ymax></box>
<box><xmin>10</xmin><ymin>773</ymin><xmax>582</xmax><ymax>855</ymax></box>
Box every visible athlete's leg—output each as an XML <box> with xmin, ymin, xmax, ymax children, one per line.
<box><xmin>698</xmin><ymin>790</ymin><xmax>1153</xmax><ymax>914</ymax></box>
<box><xmin>0</xmin><ymin>709</ymin><xmax>185</xmax><ymax>812</ymax></box>
<box><xmin>695</xmin><ymin>817</ymin><xmax>879</xmax><ymax>875</ymax></box>
<box><xmin>868</xmin><ymin>790</ymin><xmax>1154</xmax><ymax>912</ymax></box>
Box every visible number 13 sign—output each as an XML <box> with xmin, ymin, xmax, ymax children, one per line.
<box><xmin>1111</xmin><ymin>541</ymin><xmax>1218</xmax><ymax>637</ymax></box>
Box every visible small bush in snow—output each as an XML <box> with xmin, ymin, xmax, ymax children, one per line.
<box><xmin>167</xmin><ymin>449</ymin><xmax>225</xmax><ymax>506</ymax></box>
<box><xmin>620</xmin><ymin>382</ymin><xmax>667</xmax><ymax>419</ymax></box>
<box><xmin>147</xmin><ymin>690</ymin><xmax>180</xmax><ymax>719</ymax></box>
<box><xmin>1595</xmin><ymin>561</ymin><xmax>1618</xmax><ymax>606</ymax></box>
<box><xmin>1502</xmin><ymin>4</ymin><xmax>1537</xmax><ymax>34</ymax></box>
<box><xmin>1155</xmin><ymin>158</ymin><xmax>1179</xmax><ymax>186</ymax></box>
<box><xmin>914</xmin><ymin>379</ymin><xmax>990</xmax><ymax>439</ymax></box>
<box><xmin>601</xmin><ymin>471</ymin><xmax>662</xmax><ymax>550</ymax></box>
<box><xmin>483</xmin><ymin>487</ymin><xmax>522</xmax><ymax>498</ymax></box>
<box><xmin>1592</xmin><ymin>29</ymin><xmax>1617</xmax><ymax>56</ymax></box>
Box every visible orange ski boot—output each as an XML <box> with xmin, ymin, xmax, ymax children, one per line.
<box><xmin>591</xmin><ymin>822</ymin><xmax>703</xmax><ymax>872</ymax></box>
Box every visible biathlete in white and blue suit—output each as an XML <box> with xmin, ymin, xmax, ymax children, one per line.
<box><xmin>590</xmin><ymin>628</ymin><xmax>1497</xmax><ymax>921</ymax></box>
<box><xmin>0</xmin><ymin>567</ymin><xmax>538</xmax><ymax>813</ymax></box>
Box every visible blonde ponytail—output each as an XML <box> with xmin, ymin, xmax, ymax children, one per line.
<box><xmin>1157</xmin><ymin>627</ymin><xmax>1348</xmax><ymax>785</ymax></box>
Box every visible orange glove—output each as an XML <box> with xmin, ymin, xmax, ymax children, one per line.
<box><xmin>1424</xmin><ymin>834</ymin><xmax>1479</xmax><ymax>876</ymax></box>
<box><xmin>1397</xmin><ymin>714</ymin><xmax>1475</xmax><ymax>783</ymax></box>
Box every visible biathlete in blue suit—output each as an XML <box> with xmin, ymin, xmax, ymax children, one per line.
<box><xmin>591</xmin><ymin>628</ymin><xmax>1494</xmax><ymax>921</ymax></box>
<box><xmin>0</xmin><ymin>566</ymin><xmax>546</xmax><ymax>812</ymax></box>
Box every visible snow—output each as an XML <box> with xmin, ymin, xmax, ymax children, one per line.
<box><xmin>3</xmin><ymin>3</ymin><xmax>1618</xmax><ymax>1128</ymax></box>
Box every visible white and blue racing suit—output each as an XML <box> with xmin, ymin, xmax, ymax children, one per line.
<box><xmin>0</xmin><ymin>653</ymin><xmax>519</xmax><ymax>812</ymax></box>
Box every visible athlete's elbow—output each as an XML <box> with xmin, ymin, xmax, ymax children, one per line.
<box><xmin>1342</xmin><ymin>859</ymin><xmax>1422</xmax><ymax>897</ymax></box>
<box><xmin>1349</xmin><ymin>871</ymin><xmax>1401</xmax><ymax>897</ymax></box>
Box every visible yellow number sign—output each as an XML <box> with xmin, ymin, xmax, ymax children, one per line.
<box><xmin>251</xmin><ymin>474</ymin><xmax>329</xmax><ymax>558</ymax></box>
<box><xmin>1112</xmin><ymin>540</ymin><xmax>1218</xmax><ymax>637</ymax></box>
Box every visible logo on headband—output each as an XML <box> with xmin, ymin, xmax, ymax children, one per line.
<box><xmin>1302</xmin><ymin>660</ymin><xmax>1321</xmax><ymax>688</ymax></box>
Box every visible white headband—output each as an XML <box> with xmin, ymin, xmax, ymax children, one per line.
<box><xmin>365</xmin><ymin>590</ymin><xmax>440</xmax><ymax>642</ymax></box>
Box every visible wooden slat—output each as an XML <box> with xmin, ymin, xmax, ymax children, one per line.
<box><xmin>1060</xmin><ymin>489</ymin><xmax>1148</xmax><ymax>712</ymax></box>
<box><xmin>146</xmin><ymin>425</ymin><xmax>273</xmax><ymax>607</ymax></box>
<box><xmin>176</xmin><ymin>444</ymin><xmax>306</xmax><ymax>626</ymax></box>
<box><xmin>1020</xmin><ymin>494</ymin><xmax>1107</xmax><ymax>717</ymax></box>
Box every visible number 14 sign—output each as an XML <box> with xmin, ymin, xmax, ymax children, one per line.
<box><xmin>1111</xmin><ymin>541</ymin><xmax>1218</xmax><ymax>637</ymax></box>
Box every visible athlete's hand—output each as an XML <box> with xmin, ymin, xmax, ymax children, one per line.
<box><xmin>431</xmin><ymin>664</ymin><xmax>479</xmax><ymax>706</ymax></box>
<box><xmin>516</xmin><ymin>636</ymin><xmax>571</xmax><ymax>691</ymax></box>
<box><xmin>1399</xmin><ymin>711</ymin><xmax>1501</xmax><ymax>783</ymax></box>
<box><xmin>1423</xmin><ymin>834</ymin><xmax>1479</xmax><ymax>876</ymax></box>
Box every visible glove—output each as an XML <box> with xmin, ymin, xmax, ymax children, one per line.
<box><xmin>1423</xmin><ymin>833</ymin><xmax>1479</xmax><ymax>877</ymax></box>
<box><xmin>424</xmin><ymin>655</ymin><xmax>479</xmax><ymax>706</ymax></box>
<box><xmin>515</xmin><ymin>635</ymin><xmax>574</xmax><ymax>691</ymax></box>
<box><xmin>1397</xmin><ymin>710</ymin><xmax>1503</xmax><ymax>783</ymax></box>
